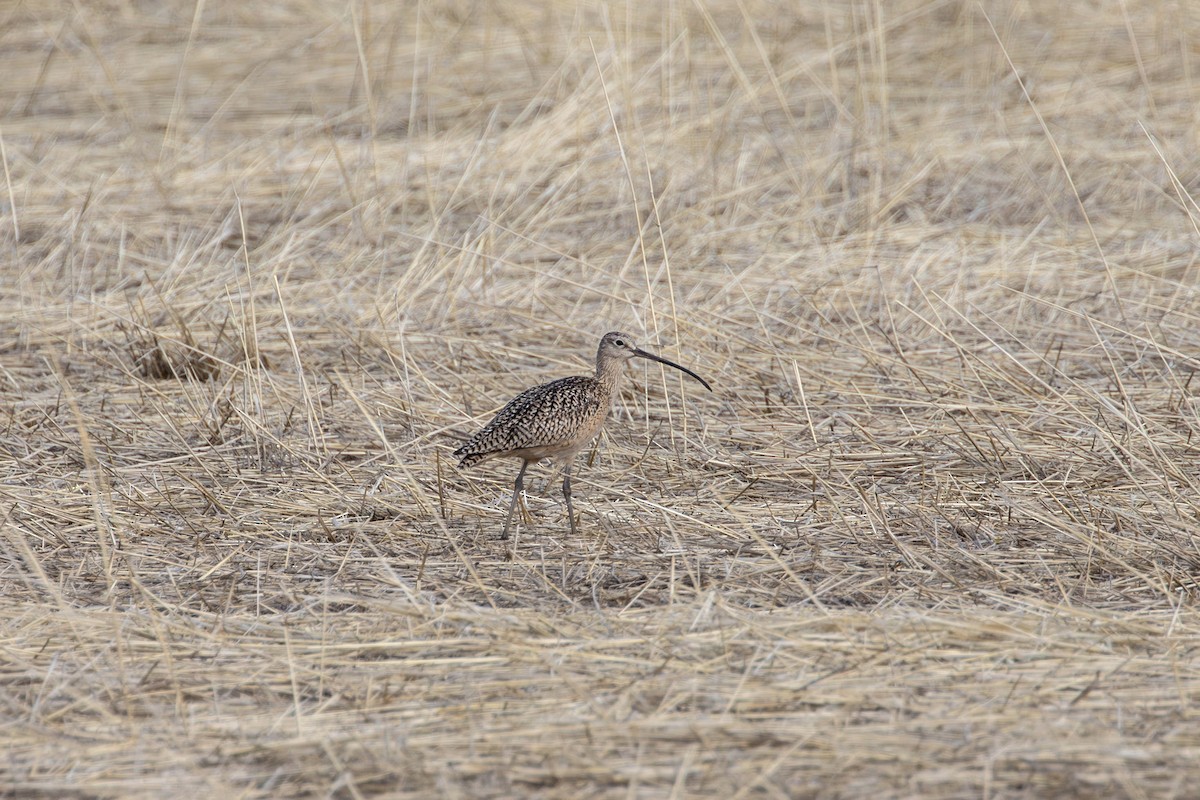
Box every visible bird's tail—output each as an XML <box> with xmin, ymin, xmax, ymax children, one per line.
<box><xmin>454</xmin><ymin>450</ymin><xmax>488</xmax><ymax>469</ymax></box>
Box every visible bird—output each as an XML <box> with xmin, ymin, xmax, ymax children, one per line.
<box><xmin>453</xmin><ymin>331</ymin><xmax>712</xmax><ymax>539</ymax></box>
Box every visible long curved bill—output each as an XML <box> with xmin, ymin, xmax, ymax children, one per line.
<box><xmin>633</xmin><ymin>348</ymin><xmax>714</xmax><ymax>392</ymax></box>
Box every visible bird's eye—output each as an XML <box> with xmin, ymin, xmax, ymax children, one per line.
<box><xmin>614</xmin><ymin>339</ymin><xmax>625</xmax><ymax>347</ymax></box>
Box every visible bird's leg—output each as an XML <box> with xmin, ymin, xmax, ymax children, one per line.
<box><xmin>562</xmin><ymin>460</ymin><xmax>577</xmax><ymax>536</ymax></box>
<box><xmin>501</xmin><ymin>460</ymin><xmax>529</xmax><ymax>540</ymax></box>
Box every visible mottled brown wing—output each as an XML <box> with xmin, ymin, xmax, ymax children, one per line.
<box><xmin>454</xmin><ymin>377</ymin><xmax>603</xmax><ymax>462</ymax></box>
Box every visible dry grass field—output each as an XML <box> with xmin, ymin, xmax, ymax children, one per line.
<box><xmin>3</xmin><ymin>0</ymin><xmax>1200</xmax><ymax>797</ymax></box>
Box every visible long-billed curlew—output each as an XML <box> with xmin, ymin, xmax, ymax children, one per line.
<box><xmin>454</xmin><ymin>331</ymin><xmax>712</xmax><ymax>539</ymax></box>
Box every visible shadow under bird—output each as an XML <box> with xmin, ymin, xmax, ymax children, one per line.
<box><xmin>454</xmin><ymin>331</ymin><xmax>713</xmax><ymax>539</ymax></box>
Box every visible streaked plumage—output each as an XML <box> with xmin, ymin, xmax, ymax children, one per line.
<box><xmin>454</xmin><ymin>331</ymin><xmax>712</xmax><ymax>539</ymax></box>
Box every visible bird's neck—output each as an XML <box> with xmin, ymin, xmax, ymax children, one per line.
<box><xmin>594</xmin><ymin>357</ymin><xmax>625</xmax><ymax>394</ymax></box>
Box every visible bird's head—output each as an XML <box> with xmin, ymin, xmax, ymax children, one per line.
<box><xmin>596</xmin><ymin>331</ymin><xmax>712</xmax><ymax>391</ymax></box>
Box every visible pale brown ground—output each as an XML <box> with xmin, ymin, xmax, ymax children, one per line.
<box><xmin>2</xmin><ymin>1</ymin><xmax>1200</xmax><ymax>797</ymax></box>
